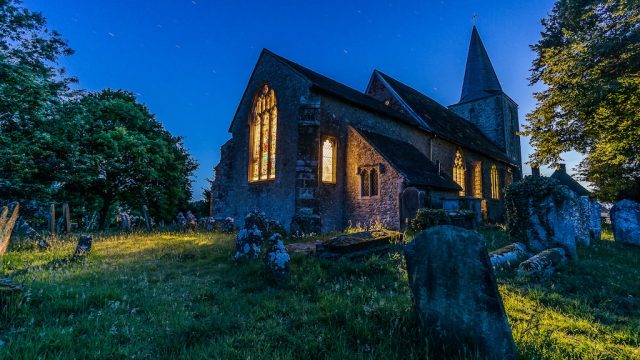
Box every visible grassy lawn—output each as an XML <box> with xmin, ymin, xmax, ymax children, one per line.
<box><xmin>1</xmin><ymin>229</ymin><xmax>638</xmax><ymax>359</ymax></box>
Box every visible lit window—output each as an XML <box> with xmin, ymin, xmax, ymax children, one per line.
<box><xmin>453</xmin><ymin>149</ymin><xmax>466</xmax><ymax>196</ymax></box>
<box><xmin>491</xmin><ymin>164</ymin><xmax>500</xmax><ymax>199</ymax></box>
<box><xmin>249</xmin><ymin>84</ymin><xmax>277</xmax><ymax>182</ymax></box>
<box><xmin>321</xmin><ymin>138</ymin><xmax>336</xmax><ymax>183</ymax></box>
<box><xmin>473</xmin><ymin>162</ymin><xmax>482</xmax><ymax>198</ymax></box>
<box><xmin>359</xmin><ymin>166</ymin><xmax>379</xmax><ymax>197</ymax></box>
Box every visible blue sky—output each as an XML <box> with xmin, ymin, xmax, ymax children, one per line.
<box><xmin>26</xmin><ymin>0</ymin><xmax>582</xmax><ymax>199</ymax></box>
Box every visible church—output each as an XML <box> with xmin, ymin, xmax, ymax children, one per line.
<box><xmin>212</xmin><ymin>27</ymin><xmax>522</xmax><ymax>233</ymax></box>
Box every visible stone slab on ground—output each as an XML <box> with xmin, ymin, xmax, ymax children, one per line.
<box><xmin>405</xmin><ymin>225</ymin><xmax>517</xmax><ymax>359</ymax></box>
<box><xmin>315</xmin><ymin>230</ymin><xmax>402</xmax><ymax>259</ymax></box>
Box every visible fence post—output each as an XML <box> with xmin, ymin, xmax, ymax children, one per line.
<box><xmin>49</xmin><ymin>203</ymin><xmax>56</xmax><ymax>235</ymax></box>
<box><xmin>62</xmin><ymin>203</ymin><xmax>71</xmax><ymax>234</ymax></box>
<box><xmin>142</xmin><ymin>205</ymin><xmax>152</xmax><ymax>232</ymax></box>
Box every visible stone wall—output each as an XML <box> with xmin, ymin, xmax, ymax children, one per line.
<box><xmin>449</xmin><ymin>93</ymin><xmax>522</xmax><ymax>177</ymax></box>
<box><xmin>212</xmin><ymin>52</ymin><xmax>311</xmax><ymax>229</ymax></box>
<box><xmin>345</xmin><ymin>128</ymin><xmax>403</xmax><ymax>229</ymax></box>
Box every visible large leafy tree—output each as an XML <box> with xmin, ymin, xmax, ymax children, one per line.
<box><xmin>524</xmin><ymin>0</ymin><xmax>640</xmax><ymax>202</ymax></box>
<box><xmin>0</xmin><ymin>0</ymin><xmax>76</xmax><ymax>200</ymax></box>
<box><xmin>58</xmin><ymin>90</ymin><xmax>198</xmax><ymax>228</ymax></box>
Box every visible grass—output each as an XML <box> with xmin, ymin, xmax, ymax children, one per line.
<box><xmin>0</xmin><ymin>228</ymin><xmax>638</xmax><ymax>359</ymax></box>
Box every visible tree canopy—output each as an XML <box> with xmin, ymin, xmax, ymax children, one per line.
<box><xmin>0</xmin><ymin>0</ymin><xmax>197</xmax><ymax>227</ymax></box>
<box><xmin>524</xmin><ymin>0</ymin><xmax>640</xmax><ymax>202</ymax></box>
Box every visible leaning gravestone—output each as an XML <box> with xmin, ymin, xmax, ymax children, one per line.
<box><xmin>405</xmin><ymin>226</ymin><xmax>517</xmax><ymax>359</ymax></box>
<box><xmin>611</xmin><ymin>199</ymin><xmax>640</xmax><ymax>246</ymax></box>
<box><xmin>264</xmin><ymin>233</ymin><xmax>290</xmax><ymax>283</ymax></box>
<box><xmin>73</xmin><ymin>236</ymin><xmax>93</xmax><ymax>258</ymax></box>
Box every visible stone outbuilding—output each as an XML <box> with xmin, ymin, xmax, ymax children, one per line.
<box><xmin>212</xmin><ymin>27</ymin><xmax>523</xmax><ymax>233</ymax></box>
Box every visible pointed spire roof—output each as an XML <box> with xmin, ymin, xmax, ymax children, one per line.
<box><xmin>459</xmin><ymin>26</ymin><xmax>503</xmax><ymax>103</ymax></box>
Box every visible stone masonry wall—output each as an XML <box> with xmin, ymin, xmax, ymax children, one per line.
<box><xmin>345</xmin><ymin>127</ymin><xmax>404</xmax><ymax>229</ymax></box>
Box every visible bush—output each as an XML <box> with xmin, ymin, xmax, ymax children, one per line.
<box><xmin>410</xmin><ymin>209</ymin><xmax>451</xmax><ymax>232</ymax></box>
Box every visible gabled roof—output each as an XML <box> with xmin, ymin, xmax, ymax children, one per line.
<box><xmin>263</xmin><ymin>49</ymin><xmax>421</xmax><ymax>129</ymax></box>
<box><xmin>354</xmin><ymin>128</ymin><xmax>462</xmax><ymax>191</ymax></box>
<box><xmin>550</xmin><ymin>165</ymin><xmax>591</xmax><ymax>197</ymax></box>
<box><xmin>459</xmin><ymin>26</ymin><xmax>503</xmax><ymax>103</ymax></box>
<box><xmin>374</xmin><ymin>71</ymin><xmax>514</xmax><ymax>165</ymax></box>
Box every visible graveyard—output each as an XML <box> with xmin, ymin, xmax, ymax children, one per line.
<box><xmin>1</xmin><ymin>226</ymin><xmax>638</xmax><ymax>359</ymax></box>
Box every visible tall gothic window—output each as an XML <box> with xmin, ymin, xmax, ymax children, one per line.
<box><xmin>359</xmin><ymin>166</ymin><xmax>379</xmax><ymax>198</ymax></box>
<box><xmin>453</xmin><ymin>149</ymin><xmax>466</xmax><ymax>196</ymax></box>
<box><xmin>249</xmin><ymin>84</ymin><xmax>277</xmax><ymax>182</ymax></box>
<box><xmin>491</xmin><ymin>164</ymin><xmax>500</xmax><ymax>200</ymax></box>
<box><xmin>321</xmin><ymin>137</ymin><xmax>337</xmax><ymax>183</ymax></box>
<box><xmin>473</xmin><ymin>162</ymin><xmax>482</xmax><ymax>198</ymax></box>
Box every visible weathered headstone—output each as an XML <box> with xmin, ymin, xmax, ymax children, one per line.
<box><xmin>589</xmin><ymin>201</ymin><xmax>602</xmax><ymax>242</ymax></box>
<box><xmin>0</xmin><ymin>203</ymin><xmax>20</xmax><ymax>256</ymax></box>
<box><xmin>489</xmin><ymin>242</ymin><xmax>529</xmax><ymax>270</ymax></box>
<box><xmin>517</xmin><ymin>248</ymin><xmax>567</xmax><ymax>278</ymax></box>
<box><xmin>264</xmin><ymin>233</ymin><xmax>290</xmax><ymax>283</ymax></box>
<box><xmin>74</xmin><ymin>235</ymin><xmax>93</xmax><ymax>258</ymax></box>
<box><xmin>576</xmin><ymin>196</ymin><xmax>592</xmax><ymax>247</ymax></box>
<box><xmin>234</xmin><ymin>227</ymin><xmax>262</xmax><ymax>260</ymax></box>
<box><xmin>186</xmin><ymin>211</ymin><xmax>197</xmax><ymax>231</ymax></box>
<box><xmin>404</xmin><ymin>226</ymin><xmax>517</xmax><ymax>359</ymax></box>
<box><xmin>176</xmin><ymin>212</ymin><xmax>187</xmax><ymax>231</ymax></box>
<box><xmin>119</xmin><ymin>211</ymin><xmax>131</xmax><ymax>231</ymax></box>
<box><xmin>611</xmin><ymin>199</ymin><xmax>640</xmax><ymax>246</ymax></box>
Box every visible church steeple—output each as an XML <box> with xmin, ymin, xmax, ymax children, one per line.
<box><xmin>459</xmin><ymin>26</ymin><xmax>502</xmax><ymax>103</ymax></box>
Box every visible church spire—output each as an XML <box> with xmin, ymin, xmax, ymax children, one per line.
<box><xmin>459</xmin><ymin>26</ymin><xmax>502</xmax><ymax>103</ymax></box>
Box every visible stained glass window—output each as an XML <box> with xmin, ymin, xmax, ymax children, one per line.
<box><xmin>453</xmin><ymin>149</ymin><xmax>466</xmax><ymax>196</ymax></box>
<box><xmin>473</xmin><ymin>162</ymin><xmax>482</xmax><ymax>198</ymax></box>
<box><xmin>491</xmin><ymin>164</ymin><xmax>500</xmax><ymax>199</ymax></box>
<box><xmin>322</xmin><ymin>138</ymin><xmax>336</xmax><ymax>183</ymax></box>
<box><xmin>249</xmin><ymin>84</ymin><xmax>277</xmax><ymax>182</ymax></box>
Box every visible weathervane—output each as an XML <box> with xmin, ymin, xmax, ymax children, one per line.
<box><xmin>472</xmin><ymin>13</ymin><xmax>479</xmax><ymax>25</ymax></box>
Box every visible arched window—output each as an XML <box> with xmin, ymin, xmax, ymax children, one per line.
<box><xmin>473</xmin><ymin>162</ymin><xmax>482</xmax><ymax>198</ymax></box>
<box><xmin>321</xmin><ymin>137</ymin><xmax>336</xmax><ymax>183</ymax></box>
<box><xmin>361</xmin><ymin>169</ymin><xmax>371</xmax><ymax>197</ymax></box>
<box><xmin>505</xmin><ymin>168</ymin><xmax>513</xmax><ymax>187</ymax></box>
<box><xmin>370</xmin><ymin>168</ymin><xmax>379</xmax><ymax>196</ymax></box>
<box><xmin>453</xmin><ymin>149</ymin><xmax>466</xmax><ymax>196</ymax></box>
<box><xmin>249</xmin><ymin>84</ymin><xmax>277</xmax><ymax>182</ymax></box>
<box><xmin>491</xmin><ymin>164</ymin><xmax>500</xmax><ymax>199</ymax></box>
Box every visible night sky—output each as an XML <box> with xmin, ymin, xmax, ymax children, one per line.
<box><xmin>25</xmin><ymin>0</ymin><xmax>583</xmax><ymax>199</ymax></box>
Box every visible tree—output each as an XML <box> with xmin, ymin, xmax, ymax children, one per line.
<box><xmin>59</xmin><ymin>90</ymin><xmax>198</xmax><ymax>228</ymax></box>
<box><xmin>0</xmin><ymin>0</ymin><xmax>76</xmax><ymax>201</ymax></box>
<box><xmin>524</xmin><ymin>0</ymin><xmax>640</xmax><ymax>202</ymax></box>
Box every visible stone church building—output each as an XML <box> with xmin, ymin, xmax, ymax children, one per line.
<box><xmin>212</xmin><ymin>27</ymin><xmax>522</xmax><ymax>233</ymax></box>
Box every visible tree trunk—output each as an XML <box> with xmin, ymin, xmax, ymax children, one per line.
<box><xmin>0</xmin><ymin>203</ymin><xmax>20</xmax><ymax>256</ymax></box>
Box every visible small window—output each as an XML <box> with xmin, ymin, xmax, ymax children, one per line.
<box><xmin>359</xmin><ymin>166</ymin><xmax>379</xmax><ymax>198</ymax></box>
<box><xmin>491</xmin><ymin>164</ymin><xmax>500</xmax><ymax>200</ymax></box>
<box><xmin>321</xmin><ymin>137</ymin><xmax>337</xmax><ymax>183</ymax></box>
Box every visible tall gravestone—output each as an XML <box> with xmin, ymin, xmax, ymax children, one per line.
<box><xmin>589</xmin><ymin>201</ymin><xmax>602</xmax><ymax>242</ymax></box>
<box><xmin>405</xmin><ymin>226</ymin><xmax>517</xmax><ymax>359</ymax></box>
<box><xmin>611</xmin><ymin>199</ymin><xmax>640</xmax><ymax>246</ymax></box>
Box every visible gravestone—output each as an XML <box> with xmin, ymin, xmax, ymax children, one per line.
<box><xmin>611</xmin><ymin>199</ymin><xmax>640</xmax><ymax>246</ymax></box>
<box><xmin>576</xmin><ymin>196</ymin><xmax>591</xmax><ymax>246</ymax></box>
<box><xmin>176</xmin><ymin>212</ymin><xmax>187</xmax><ymax>231</ymax></box>
<box><xmin>517</xmin><ymin>248</ymin><xmax>567</xmax><ymax>278</ymax></box>
<box><xmin>401</xmin><ymin>187</ymin><xmax>424</xmax><ymax>229</ymax></box>
<box><xmin>589</xmin><ymin>201</ymin><xmax>602</xmax><ymax>242</ymax></box>
<box><xmin>119</xmin><ymin>211</ymin><xmax>130</xmax><ymax>231</ymax></box>
<box><xmin>264</xmin><ymin>233</ymin><xmax>290</xmax><ymax>283</ymax></box>
<box><xmin>74</xmin><ymin>236</ymin><xmax>93</xmax><ymax>258</ymax></box>
<box><xmin>404</xmin><ymin>226</ymin><xmax>517</xmax><ymax>359</ymax></box>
